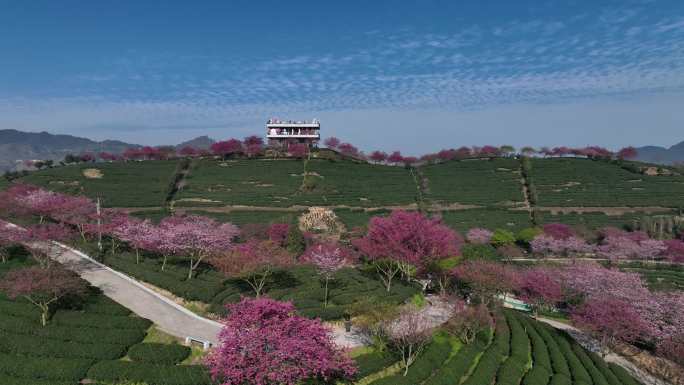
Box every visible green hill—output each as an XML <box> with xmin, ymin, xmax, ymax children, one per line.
<box><xmin>11</xmin><ymin>156</ymin><xmax>684</xmax><ymax>231</ymax></box>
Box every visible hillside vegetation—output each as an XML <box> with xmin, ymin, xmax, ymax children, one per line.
<box><xmin>12</xmin><ymin>156</ymin><xmax>684</xmax><ymax>232</ymax></box>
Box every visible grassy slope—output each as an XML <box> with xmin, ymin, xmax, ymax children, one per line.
<box><xmin>20</xmin><ymin>160</ymin><xmax>179</xmax><ymax>207</ymax></box>
<box><xmin>531</xmin><ymin>158</ymin><xmax>684</xmax><ymax>207</ymax></box>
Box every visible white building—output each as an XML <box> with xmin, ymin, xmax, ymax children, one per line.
<box><xmin>266</xmin><ymin>118</ymin><xmax>320</xmax><ymax>149</ymax></box>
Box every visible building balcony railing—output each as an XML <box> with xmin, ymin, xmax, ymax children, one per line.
<box><xmin>267</xmin><ymin>134</ymin><xmax>320</xmax><ymax>138</ymax></box>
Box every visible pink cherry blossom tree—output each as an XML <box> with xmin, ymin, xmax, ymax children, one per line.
<box><xmin>0</xmin><ymin>224</ymin><xmax>22</xmax><ymax>263</ymax></box>
<box><xmin>387</xmin><ymin>151</ymin><xmax>404</xmax><ymax>164</ymax></box>
<box><xmin>542</xmin><ymin>223</ymin><xmax>574</xmax><ymax>239</ymax></box>
<box><xmin>352</xmin><ymin>210</ymin><xmax>462</xmax><ymax>292</ymax></box>
<box><xmin>517</xmin><ymin>267</ymin><xmax>562</xmax><ymax>314</ymax></box>
<box><xmin>8</xmin><ymin>223</ymin><xmax>75</xmax><ymax>268</ymax></box>
<box><xmin>530</xmin><ymin>234</ymin><xmax>594</xmax><ymax>258</ymax></box>
<box><xmin>301</xmin><ymin>243</ymin><xmax>356</xmax><ymax>307</ymax></box>
<box><xmin>210</xmin><ymin>239</ymin><xmax>293</xmax><ymax>297</ymax></box>
<box><xmin>663</xmin><ymin>239</ymin><xmax>684</xmax><ymax>262</ymax></box>
<box><xmin>112</xmin><ymin>217</ymin><xmax>157</xmax><ymax>264</ymax></box>
<box><xmin>451</xmin><ymin>260</ymin><xmax>519</xmax><ymax>307</ymax></box>
<box><xmin>369</xmin><ymin>150</ymin><xmax>388</xmax><ymax>163</ymax></box>
<box><xmin>206</xmin><ymin>297</ymin><xmax>356</xmax><ymax>385</ymax></box>
<box><xmin>382</xmin><ymin>305</ymin><xmax>434</xmax><ymax>376</ymax></box>
<box><xmin>445</xmin><ymin>301</ymin><xmax>492</xmax><ymax>344</ymax></box>
<box><xmin>158</xmin><ymin>215</ymin><xmax>239</xmax><ymax>279</ymax></box>
<box><xmin>287</xmin><ymin>143</ymin><xmax>309</xmax><ymax>159</ymax></box>
<box><xmin>323</xmin><ymin>137</ymin><xmax>340</xmax><ymax>149</ymax></box>
<box><xmin>617</xmin><ymin>146</ymin><xmax>638</xmax><ymax>160</ymax></box>
<box><xmin>0</xmin><ymin>266</ymin><xmax>87</xmax><ymax>326</ymax></box>
<box><xmin>211</xmin><ymin>139</ymin><xmax>244</xmax><ymax>159</ymax></box>
<box><xmin>466</xmin><ymin>228</ymin><xmax>493</xmax><ymax>244</ymax></box>
<box><xmin>267</xmin><ymin>223</ymin><xmax>290</xmax><ymax>246</ymax></box>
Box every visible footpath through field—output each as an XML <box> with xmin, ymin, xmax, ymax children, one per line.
<box><xmin>50</xmin><ymin>241</ymin><xmax>224</xmax><ymax>345</ymax></box>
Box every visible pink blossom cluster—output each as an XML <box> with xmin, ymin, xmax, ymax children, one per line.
<box><xmin>206</xmin><ymin>298</ymin><xmax>356</xmax><ymax>385</ymax></box>
<box><xmin>596</xmin><ymin>234</ymin><xmax>666</xmax><ymax>261</ymax></box>
<box><xmin>466</xmin><ymin>228</ymin><xmax>493</xmax><ymax>244</ymax></box>
<box><xmin>530</xmin><ymin>234</ymin><xmax>594</xmax><ymax>257</ymax></box>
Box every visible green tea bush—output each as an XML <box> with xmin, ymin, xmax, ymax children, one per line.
<box><xmin>354</xmin><ymin>351</ymin><xmax>398</xmax><ymax>378</ymax></box>
<box><xmin>491</xmin><ymin>229</ymin><xmax>516</xmax><ymax>247</ymax></box>
<box><xmin>496</xmin><ymin>357</ymin><xmax>528</xmax><ymax>385</ymax></box>
<box><xmin>462</xmin><ymin>244</ymin><xmax>500</xmax><ymax>261</ymax></box>
<box><xmin>572</xmin><ymin>344</ymin><xmax>609</xmax><ymax>385</ymax></box>
<box><xmin>0</xmin><ymin>331</ymin><xmax>127</xmax><ymax>360</ymax></box>
<box><xmin>425</xmin><ymin>338</ymin><xmax>488</xmax><ymax>385</ymax></box>
<box><xmin>127</xmin><ymin>343</ymin><xmax>191</xmax><ymax>365</ymax></box>
<box><xmin>0</xmin><ymin>352</ymin><xmax>92</xmax><ymax>381</ymax></box>
<box><xmin>553</xmin><ymin>332</ymin><xmax>592</xmax><ymax>384</ymax></box>
<box><xmin>587</xmin><ymin>352</ymin><xmax>622</xmax><ymax>385</ymax></box>
<box><xmin>461</xmin><ymin>348</ymin><xmax>503</xmax><ymax>385</ymax></box>
<box><xmin>608</xmin><ymin>363</ymin><xmax>641</xmax><ymax>385</ymax></box>
<box><xmin>0</xmin><ymin>374</ymin><xmax>74</xmax><ymax>385</ymax></box>
<box><xmin>522</xmin><ymin>365</ymin><xmax>551</xmax><ymax>385</ymax></box>
<box><xmin>87</xmin><ymin>361</ymin><xmax>211</xmax><ymax>385</ymax></box>
<box><xmin>51</xmin><ymin>312</ymin><xmax>152</xmax><ymax>330</ymax></box>
<box><xmin>369</xmin><ymin>335</ymin><xmax>452</xmax><ymax>385</ymax></box>
<box><xmin>532</xmin><ymin>322</ymin><xmax>570</xmax><ymax>377</ymax></box>
<box><xmin>549</xmin><ymin>373</ymin><xmax>572</xmax><ymax>385</ymax></box>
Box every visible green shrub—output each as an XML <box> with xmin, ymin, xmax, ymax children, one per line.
<box><xmin>0</xmin><ymin>331</ymin><xmax>127</xmax><ymax>360</ymax></box>
<box><xmin>354</xmin><ymin>351</ymin><xmax>398</xmax><ymax>378</ymax></box>
<box><xmin>87</xmin><ymin>361</ymin><xmax>211</xmax><ymax>385</ymax></box>
<box><xmin>531</xmin><ymin>322</ymin><xmax>570</xmax><ymax>377</ymax></box>
<box><xmin>554</xmin><ymin>332</ymin><xmax>591</xmax><ymax>384</ymax></box>
<box><xmin>127</xmin><ymin>343</ymin><xmax>191</xmax><ymax>365</ymax></box>
<box><xmin>0</xmin><ymin>352</ymin><xmax>92</xmax><ymax>381</ymax></box>
<box><xmin>549</xmin><ymin>373</ymin><xmax>572</xmax><ymax>385</ymax></box>
<box><xmin>425</xmin><ymin>339</ymin><xmax>488</xmax><ymax>385</ymax></box>
<box><xmin>608</xmin><ymin>363</ymin><xmax>641</xmax><ymax>385</ymax></box>
<box><xmin>370</xmin><ymin>335</ymin><xmax>452</xmax><ymax>385</ymax></box>
<box><xmin>491</xmin><ymin>229</ymin><xmax>516</xmax><ymax>247</ymax></box>
<box><xmin>572</xmin><ymin>344</ymin><xmax>609</xmax><ymax>385</ymax></box>
<box><xmin>517</xmin><ymin>228</ymin><xmax>542</xmax><ymax>244</ymax></box>
<box><xmin>462</xmin><ymin>244</ymin><xmax>500</xmax><ymax>261</ymax></box>
<box><xmin>299</xmin><ymin>306</ymin><xmax>346</xmax><ymax>321</ymax></box>
<box><xmin>522</xmin><ymin>366</ymin><xmax>551</xmax><ymax>385</ymax></box>
<box><xmin>518</xmin><ymin>316</ymin><xmax>551</xmax><ymax>370</ymax></box>
<box><xmin>51</xmin><ymin>312</ymin><xmax>152</xmax><ymax>330</ymax></box>
<box><xmin>587</xmin><ymin>352</ymin><xmax>622</xmax><ymax>385</ymax></box>
<box><xmin>461</xmin><ymin>348</ymin><xmax>502</xmax><ymax>385</ymax></box>
<box><xmin>0</xmin><ymin>374</ymin><xmax>74</xmax><ymax>385</ymax></box>
<box><xmin>286</xmin><ymin>225</ymin><xmax>305</xmax><ymax>255</ymax></box>
<box><xmin>496</xmin><ymin>357</ymin><xmax>528</xmax><ymax>385</ymax></box>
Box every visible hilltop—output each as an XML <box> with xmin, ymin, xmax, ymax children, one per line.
<box><xmin>635</xmin><ymin>140</ymin><xmax>684</xmax><ymax>165</ymax></box>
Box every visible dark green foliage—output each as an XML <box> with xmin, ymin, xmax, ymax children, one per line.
<box><xmin>553</xmin><ymin>331</ymin><xmax>592</xmax><ymax>384</ymax></box>
<box><xmin>0</xmin><ymin>352</ymin><xmax>92</xmax><ymax>381</ymax></box>
<box><xmin>20</xmin><ymin>160</ymin><xmax>180</xmax><ymax>207</ymax></box>
<box><xmin>518</xmin><ymin>315</ymin><xmax>551</xmax><ymax>370</ymax></box>
<box><xmin>0</xmin><ymin>331</ymin><xmax>127</xmax><ymax>360</ymax></box>
<box><xmin>549</xmin><ymin>373</ymin><xmax>572</xmax><ymax>385</ymax></box>
<box><xmin>369</xmin><ymin>335</ymin><xmax>453</xmax><ymax>385</ymax></box>
<box><xmin>439</xmin><ymin>208</ymin><xmax>533</xmax><ymax>233</ymax></box>
<box><xmin>421</xmin><ymin>158</ymin><xmax>525</xmax><ymax>206</ymax></box>
<box><xmin>530</xmin><ymin>321</ymin><xmax>570</xmax><ymax>377</ymax></box>
<box><xmin>522</xmin><ymin>365</ymin><xmax>551</xmax><ymax>385</ymax></box>
<box><xmin>87</xmin><ymin>361</ymin><xmax>211</xmax><ymax>385</ymax></box>
<box><xmin>609</xmin><ymin>363</ymin><xmax>642</xmax><ymax>385</ymax></box>
<box><xmin>0</xmin><ymin>374</ymin><xmax>74</xmax><ymax>385</ymax></box>
<box><xmin>497</xmin><ymin>357</ymin><xmax>529</xmax><ymax>385</ymax></box>
<box><xmin>530</xmin><ymin>158</ymin><xmax>684</xmax><ymax>207</ymax></box>
<box><xmin>50</xmin><ymin>311</ymin><xmax>152</xmax><ymax>330</ymax></box>
<box><xmin>127</xmin><ymin>343</ymin><xmax>191</xmax><ymax>365</ymax></box>
<box><xmin>425</xmin><ymin>336</ymin><xmax>489</xmax><ymax>385</ymax></box>
<box><xmin>354</xmin><ymin>351</ymin><xmax>398</xmax><ymax>378</ymax></box>
<box><xmin>462</xmin><ymin>347</ymin><xmax>504</xmax><ymax>385</ymax></box>
<box><xmin>286</xmin><ymin>225</ymin><xmax>305</xmax><ymax>255</ymax></box>
<box><xmin>517</xmin><ymin>228</ymin><xmax>542</xmax><ymax>244</ymax></box>
<box><xmin>572</xmin><ymin>344</ymin><xmax>609</xmax><ymax>385</ymax></box>
<box><xmin>462</xmin><ymin>243</ymin><xmax>501</xmax><ymax>261</ymax></box>
<box><xmin>587</xmin><ymin>352</ymin><xmax>623</xmax><ymax>385</ymax></box>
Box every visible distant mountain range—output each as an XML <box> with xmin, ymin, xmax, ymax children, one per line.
<box><xmin>1</xmin><ymin>128</ymin><xmax>682</xmax><ymax>172</ymax></box>
<box><xmin>634</xmin><ymin>140</ymin><xmax>684</xmax><ymax>165</ymax></box>
<box><xmin>0</xmin><ymin>129</ymin><xmax>217</xmax><ymax>172</ymax></box>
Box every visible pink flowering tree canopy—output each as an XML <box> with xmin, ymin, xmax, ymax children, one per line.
<box><xmin>211</xmin><ymin>139</ymin><xmax>244</xmax><ymax>158</ymax></box>
<box><xmin>451</xmin><ymin>260</ymin><xmax>519</xmax><ymax>307</ymax></box>
<box><xmin>352</xmin><ymin>210</ymin><xmax>461</xmax><ymax>292</ymax></box>
<box><xmin>210</xmin><ymin>239</ymin><xmax>293</xmax><ymax>297</ymax></box>
<box><xmin>382</xmin><ymin>305</ymin><xmax>434</xmax><ymax>376</ymax></box>
<box><xmin>206</xmin><ymin>297</ymin><xmax>356</xmax><ymax>385</ymax></box>
<box><xmin>0</xmin><ymin>266</ymin><xmax>87</xmax><ymax>326</ymax></box>
<box><xmin>466</xmin><ymin>228</ymin><xmax>493</xmax><ymax>244</ymax></box>
<box><xmin>157</xmin><ymin>215</ymin><xmax>239</xmax><ymax>279</ymax></box>
<box><xmin>323</xmin><ymin>137</ymin><xmax>340</xmax><ymax>149</ymax></box>
<box><xmin>517</xmin><ymin>267</ymin><xmax>562</xmax><ymax>313</ymax></box>
<box><xmin>446</xmin><ymin>301</ymin><xmax>492</xmax><ymax>345</ymax></box>
<box><xmin>530</xmin><ymin>234</ymin><xmax>594</xmax><ymax>258</ymax></box>
<box><xmin>301</xmin><ymin>243</ymin><xmax>356</xmax><ymax>307</ymax></box>
<box><xmin>8</xmin><ymin>223</ymin><xmax>75</xmax><ymax>268</ymax></box>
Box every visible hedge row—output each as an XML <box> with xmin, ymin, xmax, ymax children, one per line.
<box><xmin>522</xmin><ymin>365</ymin><xmax>552</xmax><ymax>385</ymax></box>
<box><xmin>572</xmin><ymin>343</ymin><xmax>611</xmax><ymax>385</ymax></box>
<box><xmin>354</xmin><ymin>351</ymin><xmax>399</xmax><ymax>379</ymax></box>
<box><xmin>0</xmin><ymin>352</ymin><xmax>92</xmax><ymax>381</ymax></box>
<box><xmin>0</xmin><ymin>316</ymin><xmax>147</xmax><ymax>346</ymax></box>
<box><xmin>531</xmin><ymin>322</ymin><xmax>571</xmax><ymax>377</ymax></box>
<box><xmin>0</xmin><ymin>299</ymin><xmax>39</xmax><ymax>319</ymax></box>
<box><xmin>462</xmin><ymin>315</ymin><xmax>510</xmax><ymax>385</ymax></box>
<box><xmin>519</xmin><ymin>316</ymin><xmax>551</xmax><ymax>370</ymax></box>
<box><xmin>587</xmin><ymin>351</ymin><xmax>624</xmax><ymax>385</ymax></box>
<box><xmin>81</xmin><ymin>295</ymin><xmax>132</xmax><ymax>316</ymax></box>
<box><xmin>87</xmin><ymin>361</ymin><xmax>211</xmax><ymax>385</ymax></box>
<box><xmin>51</xmin><ymin>311</ymin><xmax>152</xmax><ymax>330</ymax></box>
<box><xmin>608</xmin><ymin>363</ymin><xmax>642</xmax><ymax>385</ymax></box>
<box><xmin>127</xmin><ymin>343</ymin><xmax>191</xmax><ymax>365</ymax></box>
<box><xmin>0</xmin><ymin>331</ymin><xmax>127</xmax><ymax>360</ymax></box>
<box><xmin>496</xmin><ymin>312</ymin><xmax>532</xmax><ymax>385</ymax></box>
<box><xmin>553</xmin><ymin>331</ymin><xmax>592</xmax><ymax>384</ymax></box>
<box><xmin>425</xmin><ymin>336</ymin><xmax>489</xmax><ymax>385</ymax></box>
<box><xmin>0</xmin><ymin>374</ymin><xmax>74</xmax><ymax>385</ymax></box>
<box><xmin>369</xmin><ymin>334</ymin><xmax>453</xmax><ymax>385</ymax></box>
<box><xmin>549</xmin><ymin>373</ymin><xmax>572</xmax><ymax>385</ymax></box>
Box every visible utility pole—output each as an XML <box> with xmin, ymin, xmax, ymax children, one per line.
<box><xmin>96</xmin><ymin>195</ymin><xmax>103</xmax><ymax>252</ymax></box>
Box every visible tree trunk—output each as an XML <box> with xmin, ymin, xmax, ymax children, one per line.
<box><xmin>324</xmin><ymin>276</ymin><xmax>329</xmax><ymax>308</ymax></box>
<box><xmin>39</xmin><ymin>304</ymin><xmax>49</xmax><ymax>326</ymax></box>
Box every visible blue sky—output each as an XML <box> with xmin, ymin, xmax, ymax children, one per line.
<box><xmin>1</xmin><ymin>0</ymin><xmax>683</xmax><ymax>152</ymax></box>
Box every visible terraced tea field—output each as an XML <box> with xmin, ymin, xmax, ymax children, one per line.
<box><xmin>175</xmin><ymin>159</ymin><xmax>417</xmax><ymax>208</ymax></box>
<box><xmin>0</xmin><ymin>255</ymin><xmax>209</xmax><ymax>385</ymax></box>
<box><xmin>438</xmin><ymin>208</ymin><xmax>532</xmax><ymax>232</ymax></box>
<box><xmin>20</xmin><ymin>160</ymin><xmax>179</xmax><ymax>208</ymax></box>
<box><xmin>530</xmin><ymin>158</ymin><xmax>684</xmax><ymax>207</ymax></box>
<box><xmin>422</xmin><ymin>158</ymin><xmax>525</xmax><ymax>207</ymax></box>
<box><xmin>355</xmin><ymin>309</ymin><xmax>642</xmax><ymax>385</ymax></box>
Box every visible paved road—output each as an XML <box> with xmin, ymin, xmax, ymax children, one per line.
<box><xmin>49</xmin><ymin>242</ymin><xmax>223</xmax><ymax>346</ymax></box>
